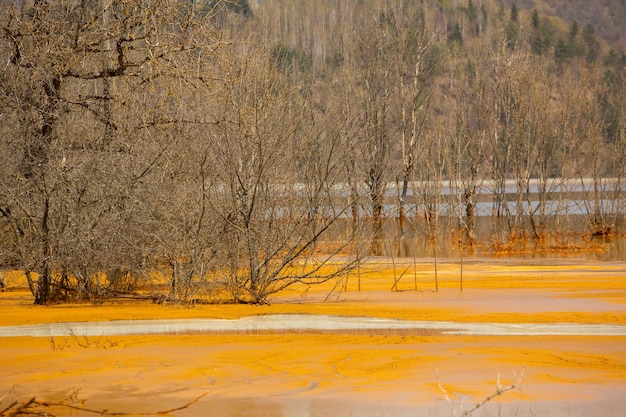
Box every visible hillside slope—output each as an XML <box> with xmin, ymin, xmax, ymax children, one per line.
<box><xmin>503</xmin><ymin>0</ymin><xmax>626</xmax><ymax>51</ymax></box>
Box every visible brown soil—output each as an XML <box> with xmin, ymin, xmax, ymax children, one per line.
<box><xmin>1</xmin><ymin>259</ymin><xmax>625</xmax><ymax>416</ymax></box>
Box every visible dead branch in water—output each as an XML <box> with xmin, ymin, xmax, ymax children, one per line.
<box><xmin>1</xmin><ymin>392</ymin><xmax>209</xmax><ymax>417</ymax></box>
<box><xmin>437</xmin><ymin>368</ymin><xmax>524</xmax><ymax>417</ymax></box>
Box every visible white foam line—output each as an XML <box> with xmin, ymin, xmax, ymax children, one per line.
<box><xmin>1</xmin><ymin>314</ymin><xmax>625</xmax><ymax>337</ymax></box>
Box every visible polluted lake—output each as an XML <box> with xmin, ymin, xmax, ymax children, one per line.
<box><xmin>1</xmin><ymin>259</ymin><xmax>626</xmax><ymax>417</ymax></box>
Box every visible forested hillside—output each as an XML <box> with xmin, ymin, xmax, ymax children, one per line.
<box><xmin>1</xmin><ymin>0</ymin><xmax>624</xmax><ymax>304</ymax></box>
<box><xmin>502</xmin><ymin>0</ymin><xmax>626</xmax><ymax>51</ymax></box>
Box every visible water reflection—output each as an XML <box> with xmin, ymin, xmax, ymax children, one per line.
<box><xmin>194</xmin><ymin>395</ymin><xmax>624</xmax><ymax>417</ymax></box>
<box><xmin>340</xmin><ymin>216</ymin><xmax>626</xmax><ymax>261</ymax></box>
<box><xmin>2</xmin><ymin>314</ymin><xmax>626</xmax><ymax>337</ymax></box>
<box><xmin>332</xmin><ymin>177</ymin><xmax>626</xmax><ymax>261</ymax></box>
<box><xmin>202</xmin><ymin>396</ymin><xmax>421</xmax><ymax>417</ymax></box>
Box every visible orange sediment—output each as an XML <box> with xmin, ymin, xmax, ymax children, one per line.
<box><xmin>1</xmin><ymin>259</ymin><xmax>625</xmax><ymax>415</ymax></box>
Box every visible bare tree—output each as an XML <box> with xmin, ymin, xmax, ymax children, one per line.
<box><xmin>0</xmin><ymin>0</ymin><xmax>221</xmax><ymax>303</ymax></box>
<box><xmin>201</xmin><ymin>40</ymin><xmax>363</xmax><ymax>304</ymax></box>
<box><xmin>343</xmin><ymin>6</ymin><xmax>399</xmax><ymax>255</ymax></box>
<box><xmin>394</xmin><ymin>7</ymin><xmax>432</xmax><ymax>236</ymax></box>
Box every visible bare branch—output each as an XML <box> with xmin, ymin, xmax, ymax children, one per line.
<box><xmin>2</xmin><ymin>392</ymin><xmax>209</xmax><ymax>417</ymax></box>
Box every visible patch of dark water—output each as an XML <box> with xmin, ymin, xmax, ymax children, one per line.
<box><xmin>1</xmin><ymin>314</ymin><xmax>626</xmax><ymax>337</ymax></box>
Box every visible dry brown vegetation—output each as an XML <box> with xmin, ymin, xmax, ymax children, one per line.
<box><xmin>0</xmin><ymin>0</ymin><xmax>625</xmax><ymax>305</ymax></box>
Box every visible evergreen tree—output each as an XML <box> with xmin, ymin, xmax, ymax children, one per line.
<box><xmin>555</xmin><ymin>39</ymin><xmax>571</xmax><ymax>73</ymax></box>
<box><xmin>532</xmin><ymin>9</ymin><xmax>540</xmax><ymax>29</ymax></box>
<box><xmin>510</xmin><ymin>3</ymin><xmax>518</xmax><ymax>22</ymax></box>
<box><xmin>583</xmin><ymin>24</ymin><xmax>600</xmax><ymax>63</ymax></box>
<box><xmin>566</xmin><ymin>21</ymin><xmax>585</xmax><ymax>57</ymax></box>
<box><xmin>466</xmin><ymin>0</ymin><xmax>477</xmax><ymax>22</ymax></box>
<box><xmin>530</xmin><ymin>10</ymin><xmax>549</xmax><ymax>55</ymax></box>
<box><xmin>448</xmin><ymin>22</ymin><xmax>464</xmax><ymax>47</ymax></box>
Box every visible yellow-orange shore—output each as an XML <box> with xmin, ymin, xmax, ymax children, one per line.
<box><xmin>1</xmin><ymin>258</ymin><xmax>625</xmax><ymax>416</ymax></box>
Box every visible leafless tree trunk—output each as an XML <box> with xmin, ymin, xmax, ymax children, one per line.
<box><xmin>201</xmin><ymin>40</ymin><xmax>364</xmax><ymax>303</ymax></box>
<box><xmin>0</xmin><ymin>0</ymin><xmax>221</xmax><ymax>303</ymax></box>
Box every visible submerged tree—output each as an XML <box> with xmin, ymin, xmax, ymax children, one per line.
<box><xmin>0</xmin><ymin>0</ymin><xmax>221</xmax><ymax>303</ymax></box>
<box><xmin>204</xmin><ymin>41</ymin><xmax>365</xmax><ymax>304</ymax></box>
<box><xmin>0</xmin><ymin>0</ymin><xmax>365</xmax><ymax>305</ymax></box>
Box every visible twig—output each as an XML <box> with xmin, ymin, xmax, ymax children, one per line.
<box><xmin>436</xmin><ymin>369</ymin><xmax>524</xmax><ymax>417</ymax></box>
<box><xmin>156</xmin><ymin>392</ymin><xmax>209</xmax><ymax>415</ymax></box>
<box><xmin>3</xmin><ymin>392</ymin><xmax>209</xmax><ymax>417</ymax></box>
<box><xmin>391</xmin><ymin>264</ymin><xmax>412</xmax><ymax>291</ymax></box>
<box><xmin>0</xmin><ymin>401</ymin><xmax>18</xmax><ymax>416</ymax></box>
<box><xmin>436</xmin><ymin>374</ymin><xmax>452</xmax><ymax>404</ymax></box>
<box><xmin>461</xmin><ymin>369</ymin><xmax>524</xmax><ymax>417</ymax></box>
<box><xmin>1</xmin><ymin>397</ymin><xmax>37</xmax><ymax>417</ymax></box>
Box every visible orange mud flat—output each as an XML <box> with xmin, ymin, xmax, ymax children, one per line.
<box><xmin>1</xmin><ymin>258</ymin><xmax>625</xmax><ymax>417</ymax></box>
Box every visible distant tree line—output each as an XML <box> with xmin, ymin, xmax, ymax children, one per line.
<box><xmin>0</xmin><ymin>0</ymin><xmax>624</xmax><ymax>304</ymax></box>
